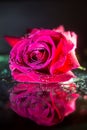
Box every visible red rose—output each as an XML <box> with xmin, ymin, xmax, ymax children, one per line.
<box><xmin>9</xmin><ymin>82</ymin><xmax>79</xmax><ymax>126</ymax></box>
<box><xmin>5</xmin><ymin>26</ymin><xmax>80</xmax><ymax>82</ymax></box>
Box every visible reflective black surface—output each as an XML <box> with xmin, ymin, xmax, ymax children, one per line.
<box><xmin>0</xmin><ymin>80</ymin><xmax>87</xmax><ymax>130</ymax></box>
<box><xmin>0</xmin><ymin>55</ymin><xmax>87</xmax><ymax>130</ymax></box>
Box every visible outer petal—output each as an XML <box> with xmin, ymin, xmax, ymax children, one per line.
<box><xmin>53</xmin><ymin>25</ymin><xmax>77</xmax><ymax>48</ymax></box>
<box><xmin>4</xmin><ymin>36</ymin><xmax>21</xmax><ymax>47</ymax></box>
<box><xmin>54</xmin><ymin>51</ymin><xmax>80</xmax><ymax>73</ymax></box>
<box><xmin>53</xmin><ymin>25</ymin><xmax>65</xmax><ymax>33</ymax></box>
<box><xmin>11</xmin><ymin>67</ymin><xmax>75</xmax><ymax>83</ymax></box>
<box><xmin>50</xmin><ymin>37</ymin><xmax>74</xmax><ymax>74</ymax></box>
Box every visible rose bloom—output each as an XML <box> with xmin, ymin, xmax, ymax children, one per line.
<box><xmin>5</xmin><ymin>26</ymin><xmax>80</xmax><ymax>82</ymax></box>
<box><xmin>9</xmin><ymin>82</ymin><xmax>79</xmax><ymax>126</ymax></box>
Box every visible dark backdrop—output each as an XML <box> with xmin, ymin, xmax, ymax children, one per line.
<box><xmin>0</xmin><ymin>0</ymin><xmax>87</xmax><ymax>64</ymax></box>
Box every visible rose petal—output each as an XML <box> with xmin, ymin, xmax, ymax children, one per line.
<box><xmin>54</xmin><ymin>51</ymin><xmax>80</xmax><ymax>73</ymax></box>
<box><xmin>11</xmin><ymin>67</ymin><xmax>75</xmax><ymax>83</ymax></box>
<box><xmin>53</xmin><ymin>25</ymin><xmax>65</xmax><ymax>33</ymax></box>
<box><xmin>50</xmin><ymin>37</ymin><xmax>74</xmax><ymax>74</ymax></box>
<box><xmin>4</xmin><ymin>36</ymin><xmax>21</xmax><ymax>47</ymax></box>
<box><xmin>54</xmin><ymin>25</ymin><xmax>77</xmax><ymax>47</ymax></box>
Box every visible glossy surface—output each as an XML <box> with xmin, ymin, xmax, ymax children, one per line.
<box><xmin>0</xmin><ymin>55</ymin><xmax>87</xmax><ymax>129</ymax></box>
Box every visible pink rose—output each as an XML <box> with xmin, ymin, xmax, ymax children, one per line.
<box><xmin>9</xmin><ymin>82</ymin><xmax>79</xmax><ymax>126</ymax></box>
<box><xmin>5</xmin><ymin>26</ymin><xmax>80</xmax><ymax>82</ymax></box>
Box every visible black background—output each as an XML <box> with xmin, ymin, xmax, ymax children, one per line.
<box><xmin>0</xmin><ymin>0</ymin><xmax>87</xmax><ymax>65</ymax></box>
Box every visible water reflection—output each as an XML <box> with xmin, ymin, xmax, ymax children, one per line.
<box><xmin>9</xmin><ymin>82</ymin><xmax>79</xmax><ymax>126</ymax></box>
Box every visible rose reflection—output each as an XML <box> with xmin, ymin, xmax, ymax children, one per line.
<box><xmin>9</xmin><ymin>83</ymin><xmax>79</xmax><ymax>126</ymax></box>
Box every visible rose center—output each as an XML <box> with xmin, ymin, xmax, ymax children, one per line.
<box><xmin>29</xmin><ymin>48</ymin><xmax>48</xmax><ymax>63</ymax></box>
